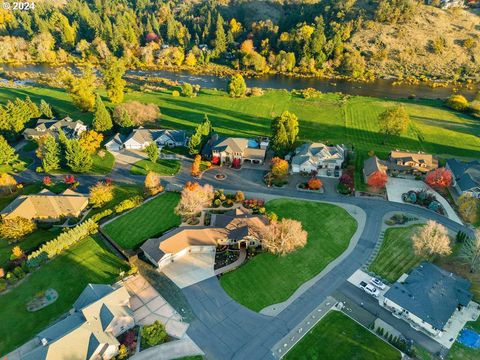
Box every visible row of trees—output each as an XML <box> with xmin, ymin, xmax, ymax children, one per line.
<box><xmin>0</xmin><ymin>97</ymin><xmax>53</xmax><ymax>137</ymax></box>
<box><xmin>187</xmin><ymin>115</ymin><xmax>213</xmax><ymax>155</ymax></box>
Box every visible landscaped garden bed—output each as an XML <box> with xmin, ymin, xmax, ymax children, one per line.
<box><xmin>26</xmin><ymin>288</ymin><xmax>58</xmax><ymax>312</ymax></box>
<box><xmin>402</xmin><ymin>190</ymin><xmax>445</xmax><ymax>215</ymax></box>
<box><xmin>284</xmin><ymin>311</ymin><xmax>400</xmax><ymax>360</ymax></box>
<box><xmin>214</xmin><ymin>247</ymin><xmax>240</xmax><ymax>270</ymax></box>
<box><xmin>220</xmin><ymin>199</ymin><xmax>357</xmax><ymax>311</ymax></box>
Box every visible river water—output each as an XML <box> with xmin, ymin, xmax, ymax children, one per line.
<box><xmin>1</xmin><ymin>63</ymin><xmax>477</xmax><ymax>100</ymax></box>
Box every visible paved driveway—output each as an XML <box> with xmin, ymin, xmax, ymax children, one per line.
<box><xmin>386</xmin><ymin>177</ymin><xmax>462</xmax><ymax>224</ymax></box>
<box><xmin>161</xmin><ymin>249</ymin><xmax>216</xmax><ymax>289</ymax></box>
<box><xmin>114</xmin><ymin>150</ymin><xmax>147</xmax><ymax>167</ymax></box>
<box><xmin>123</xmin><ymin>275</ymin><xmax>189</xmax><ymax>338</ymax></box>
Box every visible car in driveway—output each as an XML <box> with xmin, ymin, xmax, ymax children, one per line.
<box><xmin>360</xmin><ymin>281</ymin><xmax>379</xmax><ymax>297</ymax></box>
<box><xmin>370</xmin><ymin>277</ymin><xmax>386</xmax><ymax>290</ymax></box>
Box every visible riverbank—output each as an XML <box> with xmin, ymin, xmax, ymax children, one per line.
<box><xmin>0</xmin><ymin>63</ymin><xmax>478</xmax><ymax>101</ymax></box>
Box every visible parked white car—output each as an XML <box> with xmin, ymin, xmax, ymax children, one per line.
<box><xmin>364</xmin><ymin>284</ymin><xmax>380</xmax><ymax>297</ymax></box>
<box><xmin>370</xmin><ymin>277</ymin><xmax>386</xmax><ymax>290</ymax></box>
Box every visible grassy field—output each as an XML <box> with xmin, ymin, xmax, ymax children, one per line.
<box><xmin>0</xmin><ymin>236</ymin><xmax>128</xmax><ymax>355</ymax></box>
<box><xmin>0</xmin><ymin>87</ymin><xmax>478</xmax><ymax>162</ymax></box>
<box><xmin>368</xmin><ymin>225</ymin><xmax>425</xmax><ymax>283</ymax></box>
<box><xmin>220</xmin><ymin>199</ymin><xmax>357</xmax><ymax>311</ymax></box>
<box><xmin>0</xmin><ymin>228</ymin><xmax>61</xmax><ymax>268</ymax></box>
<box><xmin>285</xmin><ymin>311</ymin><xmax>400</xmax><ymax>360</ymax></box>
<box><xmin>102</xmin><ymin>192</ymin><xmax>181</xmax><ymax>249</ymax></box>
<box><xmin>130</xmin><ymin>159</ymin><xmax>181</xmax><ymax>176</ymax></box>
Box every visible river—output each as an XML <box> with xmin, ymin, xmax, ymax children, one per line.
<box><xmin>1</xmin><ymin>64</ymin><xmax>477</xmax><ymax>100</ymax></box>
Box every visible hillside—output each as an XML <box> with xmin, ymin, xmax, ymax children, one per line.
<box><xmin>350</xmin><ymin>5</ymin><xmax>480</xmax><ymax>80</ymax></box>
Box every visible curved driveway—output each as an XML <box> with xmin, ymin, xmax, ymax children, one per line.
<box><xmin>14</xmin><ymin>161</ymin><xmax>473</xmax><ymax>359</ymax></box>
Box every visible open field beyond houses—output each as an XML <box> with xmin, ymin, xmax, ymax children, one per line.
<box><xmin>220</xmin><ymin>199</ymin><xmax>357</xmax><ymax>311</ymax></box>
<box><xmin>0</xmin><ymin>87</ymin><xmax>478</xmax><ymax>162</ymax></box>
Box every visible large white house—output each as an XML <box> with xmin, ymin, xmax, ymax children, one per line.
<box><xmin>22</xmin><ymin>284</ymin><xmax>135</xmax><ymax>360</ymax></box>
<box><xmin>106</xmin><ymin>128</ymin><xmax>188</xmax><ymax>151</ymax></box>
<box><xmin>23</xmin><ymin>117</ymin><xmax>87</xmax><ymax>140</ymax></box>
<box><xmin>290</xmin><ymin>143</ymin><xmax>345</xmax><ymax>174</ymax></box>
<box><xmin>382</xmin><ymin>262</ymin><xmax>472</xmax><ymax>337</ymax></box>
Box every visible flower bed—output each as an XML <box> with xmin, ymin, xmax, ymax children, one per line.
<box><xmin>26</xmin><ymin>288</ymin><xmax>58</xmax><ymax>312</ymax></box>
<box><xmin>401</xmin><ymin>190</ymin><xmax>445</xmax><ymax>215</ymax></box>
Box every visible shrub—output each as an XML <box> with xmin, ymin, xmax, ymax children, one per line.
<box><xmin>213</xmin><ymin>199</ymin><xmax>221</xmax><ymax>207</ymax></box>
<box><xmin>13</xmin><ymin>266</ymin><xmax>25</xmax><ymax>279</ymax></box>
<box><xmin>337</xmin><ymin>183</ymin><xmax>351</xmax><ymax>195</ymax></box>
<box><xmin>0</xmin><ymin>217</ymin><xmax>37</xmax><ymax>242</ymax></box>
<box><xmin>181</xmin><ymin>83</ymin><xmax>194</xmax><ymax>97</ymax></box>
<box><xmin>307</xmin><ymin>178</ymin><xmax>323</xmax><ymax>190</ymax></box>
<box><xmin>28</xmin><ymin>220</ymin><xmax>98</xmax><ymax>263</ymax></box>
<box><xmin>234</xmin><ymin>191</ymin><xmax>245</xmax><ymax>203</ymax></box>
<box><xmin>89</xmin><ymin>182</ymin><xmax>115</xmax><ymax>208</ymax></box>
<box><xmin>141</xmin><ymin>321</ymin><xmax>167</xmax><ymax>348</ymax></box>
<box><xmin>114</xmin><ymin>196</ymin><xmax>143</xmax><ymax>213</ymax></box>
<box><xmin>172</xmin><ymin>90</ymin><xmax>180</xmax><ymax>97</ymax></box>
<box><xmin>90</xmin><ymin>209</ymin><xmax>113</xmax><ymax>223</ymax></box>
<box><xmin>445</xmin><ymin>94</ymin><xmax>469</xmax><ymax>111</ymax></box>
<box><xmin>0</xmin><ymin>278</ymin><xmax>6</xmax><ymax>292</ymax></box>
<box><xmin>6</xmin><ymin>272</ymin><xmax>17</xmax><ymax>285</ymax></box>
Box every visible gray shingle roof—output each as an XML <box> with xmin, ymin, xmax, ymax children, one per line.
<box><xmin>363</xmin><ymin>156</ymin><xmax>387</xmax><ymax>177</ymax></box>
<box><xmin>447</xmin><ymin>158</ymin><xmax>480</xmax><ymax>191</ymax></box>
<box><xmin>384</xmin><ymin>262</ymin><xmax>472</xmax><ymax>329</ymax></box>
<box><xmin>73</xmin><ymin>284</ymin><xmax>115</xmax><ymax>311</ymax></box>
<box><xmin>37</xmin><ymin>312</ymin><xmax>84</xmax><ymax>342</ymax></box>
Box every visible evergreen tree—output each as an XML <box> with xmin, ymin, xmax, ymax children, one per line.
<box><xmin>114</xmin><ymin>107</ymin><xmax>134</xmax><ymax>128</ymax></box>
<box><xmin>271</xmin><ymin>122</ymin><xmax>289</xmax><ymax>154</ymax></box>
<box><xmin>199</xmin><ymin>114</ymin><xmax>212</xmax><ymax>136</ymax></box>
<box><xmin>40</xmin><ymin>100</ymin><xmax>54</xmax><ymax>118</ymax></box>
<box><xmin>214</xmin><ymin>14</ymin><xmax>226</xmax><ymax>56</ymax></box>
<box><xmin>65</xmin><ymin>140</ymin><xmax>93</xmax><ymax>173</ymax></box>
<box><xmin>93</xmin><ymin>94</ymin><xmax>113</xmax><ymax>132</ymax></box>
<box><xmin>41</xmin><ymin>135</ymin><xmax>61</xmax><ymax>172</ymax></box>
<box><xmin>188</xmin><ymin>132</ymin><xmax>202</xmax><ymax>155</ymax></box>
<box><xmin>145</xmin><ymin>142</ymin><xmax>159</xmax><ymax>163</ymax></box>
<box><xmin>0</xmin><ymin>135</ymin><xmax>18</xmax><ymax>165</ymax></box>
<box><xmin>227</xmin><ymin>74</ymin><xmax>246</xmax><ymax>97</ymax></box>
<box><xmin>103</xmin><ymin>57</ymin><xmax>126</xmax><ymax>104</ymax></box>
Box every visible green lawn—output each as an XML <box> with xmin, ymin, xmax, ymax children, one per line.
<box><xmin>102</xmin><ymin>192</ymin><xmax>181</xmax><ymax>249</ymax></box>
<box><xmin>130</xmin><ymin>159</ymin><xmax>181</xmax><ymax>176</ymax></box>
<box><xmin>368</xmin><ymin>225</ymin><xmax>426</xmax><ymax>283</ymax></box>
<box><xmin>87</xmin><ymin>185</ymin><xmax>143</xmax><ymax>221</ymax></box>
<box><xmin>0</xmin><ymin>228</ymin><xmax>61</xmax><ymax>268</ymax></box>
<box><xmin>0</xmin><ymin>154</ymin><xmax>32</xmax><ymax>174</ymax></box>
<box><xmin>90</xmin><ymin>150</ymin><xmax>115</xmax><ymax>175</ymax></box>
<box><xmin>285</xmin><ymin>311</ymin><xmax>400</xmax><ymax>360</ymax></box>
<box><xmin>0</xmin><ymin>86</ymin><xmax>478</xmax><ymax>162</ymax></box>
<box><xmin>220</xmin><ymin>199</ymin><xmax>357</xmax><ymax>311</ymax></box>
<box><xmin>0</xmin><ymin>235</ymin><xmax>128</xmax><ymax>355</ymax></box>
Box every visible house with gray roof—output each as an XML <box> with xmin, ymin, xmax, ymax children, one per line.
<box><xmin>382</xmin><ymin>262</ymin><xmax>472</xmax><ymax>337</ymax></box>
<box><xmin>446</xmin><ymin>159</ymin><xmax>480</xmax><ymax>198</ymax></box>
<box><xmin>202</xmin><ymin>135</ymin><xmax>267</xmax><ymax>167</ymax></box>
<box><xmin>363</xmin><ymin>155</ymin><xmax>388</xmax><ymax>183</ymax></box>
<box><xmin>290</xmin><ymin>143</ymin><xmax>345</xmax><ymax>174</ymax></box>
<box><xmin>22</xmin><ymin>283</ymin><xmax>134</xmax><ymax>360</ymax></box>
<box><xmin>23</xmin><ymin>117</ymin><xmax>87</xmax><ymax>140</ymax></box>
<box><xmin>122</xmin><ymin>128</ymin><xmax>187</xmax><ymax>150</ymax></box>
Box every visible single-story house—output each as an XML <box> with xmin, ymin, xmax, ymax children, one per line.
<box><xmin>202</xmin><ymin>135</ymin><xmax>267</xmax><ymax>167</ymax></box>
<box><xmin>290</xmin><ymin>143</ymin><xmax>346</xmax><ymax>174</ymax></box>
<box><xmin>446</xmin><ymin>159</ymin><xmax>480</xmax><ymax>198</ymax></box>
<box><xmin>22</xmin><ymin>283</ymin><xmax>134</xmax><ymax>360</ymax></box>
<box><xmin>122</xmin><ymin>128</ymin><xmax>188</xmax><ymax>150</ymax></box>
<box><xmin>141</xmin><ymin>208</ymin><xmax>268</xmax><ymax>269</ymax></box>
<box><xmin>382</xmin><ymin>262</ymin><xmax>472</xmax><ymax>337</ymax></box>
<box><xmin>0</xmin><ymin>189</ymin><xmax>89</xmax><ymax>222</ymax></box>
<box><xmin>388</xmin><ymin>150</ymin><xmax>438</xmax><ymax>176</ymax></box>
<box><xmin>363</xmin><ymin>156</ymin><xmax>388</xmax><ymax>183</ymax></box>
<box><xmin>23</xmin><ymin>117</ymin><xmax>87</xmax><ymax>140</ymax></box>
<box><xmin>105</xmin><ymin>133</ymin><xmax>127</xmax><ymax>152</ymax></box>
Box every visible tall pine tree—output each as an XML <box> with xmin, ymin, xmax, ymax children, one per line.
<box><xmin>40</xmin><ymin>100</ymin><xmax>54</xmax><ymax>118</ymax></box>
<box><xmin>214</xmin><ymin>14</ymin><xmax>226</xmax><ymax>56</ymax></box>
<box><xmin>65</xmin><ymin>140</ymin><xmax>93</xmax><ymax>173</ymax></box>
<box><xmin>103</xmin><ymin>57</ymin><xmax>126</xmax><ymax>104</ymax></box>
<box><xmin>93</xmin><ymin>94</ymin><xmax>113</xmax><ymax>132</ymax></box>
<box><xmin>41</xmin><ymin>135</ymin><xmax>61</xmax><ymax>172</ymax></box>
<box><xmin>0</xmin><ymin>135</ymin><xmax>18</xmax><ymax>165</ymax></box>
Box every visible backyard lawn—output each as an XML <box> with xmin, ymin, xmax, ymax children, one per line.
<box><xmin>285</xmin><ymin>311</ymin><xmax>400</xmax><ymax>360</ymax></box>
<box><xmin>0</xmin><ymin>236</ymin><xmax>128</xmax><ymax>355</ymax></box>
<box><xmin>368</xmin><ymin>225</ymin><xmax>425</xmax><ymax>283</ymax></box>
<box><xmin>220</xmin><ymin>199</ymin><xmax>357</xmax><ymax>311</ymax></box>
<box><xmin>102</xmin><ymin>192</ymin><xmax>181</xmax><ymax>249</ymax></box>
<box><xmin>130</xmin><ymin>159</ymin><xmax>181</xmax><ymax>176</ymax></box>
<box><xmin>0</xmin><ymin>228</ymin><xmax>61</xmax><ymax>268</ymax></box>
<box><xmin>447</xmin><ymin>317</ymin><xmax>480</xmax><ymax>360</ymax></box>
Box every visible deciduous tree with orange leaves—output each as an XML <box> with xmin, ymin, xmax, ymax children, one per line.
<box><xmin>307</xmin><ymin>178</ymin><xmax>323</xmax><ymax>190</ymax></box>
<box><xmin>271</xmin><ymin>157</ymin><xmax>289</xmax><ymax>178</ymax></box>
<box><xmin>191</xmin><ymin>155</ymin><xmax>201</xmax><ymax>177</ymax></box>
<box><xmin>425</xmin><ymin>167</ymin><xmax>452</xmax><ymax>188</ymax></box>
<box><xmin>367</xmin><ymin>170</ymin><xmax>388</xmax><ymax>190</ymax></box>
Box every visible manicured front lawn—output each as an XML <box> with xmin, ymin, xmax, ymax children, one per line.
<box><xmin>285</xmin><ymin>311</ymin><xmax>400</xmax><ymax>360</ymax></box>
<box><xmin>102</xmin><ymin>192</ymin><xmax>181</xmax><ymax>249</ymax></box>
<box><xmin>0</xmin><ymin>156</ymin><xmax>32</xmax><ymax>174</ymax></box>
<box><xmin>90</xmin><ymin>150</ymin><xmax>115</xmax><ymax>175</ymax></box>
<box><xmin>130</xmin><ymin>159</ymin><xmax>181</xmax><ymax>176</ymax></box>
<box><xmin>0</xmin><ymin>236</ymin><xmax>128</xmax><ymax>355</ymax></box>
<box><xmin>368</xmin><ymin>225</ymin><xmax>425</xmax><ymax>283</ymax></box>
<box><xmin>0</xmin><ymin>228</ymin><xmax>61</xmax><ymax>268</ymax></box>
<box><xmin>220</xmin><ymin>199</ymin><xmax>357</xmax><ymax>311</ymax></box>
